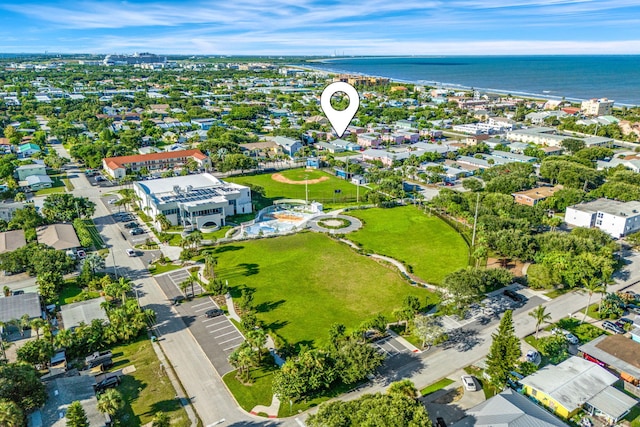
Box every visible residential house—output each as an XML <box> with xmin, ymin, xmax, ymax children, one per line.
<box><xmin>362</xmin><ymin>149</ymin><xmax>411</xmax><ymax>167</ymax></box>
<box><xmin>24</xmin><ymin>174</ymin><xmax>53</xmax><ymax>191</ymax></box>
<box><xmin>454</xmin><ymin>388</ymin><xmax>568</xmax><ymax>427</ymax></box>
<box><xmin>0</xmin><ymin>201</ymin><xmax>25</xmax><ymax>221</ymax></box>
<box><xmin>17</xmin><ymin>143</ymin><xmax>41</xmax><ymax>158</ymax></box>
<box><xmin>565</xmin><ymin>199</ymin><xmax>640</xmax><ymax>238</ymax></box>
<box><xmin>191</xmin><ymin>118</ymin><xmax>217</xmax><ymax>130</ymax></box>
<box><xmin>102</xmin><ymin>149</ymin><xmax>211</xmax><ymax>179</ymax></box>
<box><xmin>521</xmin><ymin>356</ymin><xmax>636</xmax><ymax>423</ymax></box>
<box><xmin>239</xmin><ymin>141</ymin><xmax>281</xmax><ymax>157</ymax></box>
<box><xmin>36</xmin><ymin>224</ymin><xmax>81</xmax><ymax>250</ymax></box>
<box><xmin>316</xmin><ymin>142</ymin><xmax>344</xmax><ymax>154</ymax></box>
<box><xmin>382</xmin><ymin>133</ymin><xmax>405</xmax><ymax>145</ymax></box>
<box><xmin>273</xmin><ymin>136</ymin><xmax>303</xmax><ymax>157</ymax></box>
<box><xmin>512</xmin><ymin>186</ymin><xmax>561</xmax><ymax>206</ymax></box>
<box><xmin>61</xmin><ymin>297</ymin><xmax>109</xmax><ymax>330</ymax></box>
<box><xmin>16</xmin><ymin>163</ymin><xmax>47</xmax><ymax>180</ymax></box>
<box><xmin>0</xmin><ymin>292</ymin><xmax>42</xmax><ymax>324</ymax></box>
<box><xmin>0</xmin><ymin>229</ymin><xmax>26</xmax><ymax>254</ymax></box>
<box><xmin>29</xmin><ymin>375</ymin><xmax>109</xmax><ymax>427</ymax></box>
<box><xmin>491</xmin><ymin>151</ymin><xmax>537</xmax><ymax>163</ymax></box>
<box><xmin>331</xmin><ymin>139</ymin><xmax>360</xmax><ymax>151</ymax></box>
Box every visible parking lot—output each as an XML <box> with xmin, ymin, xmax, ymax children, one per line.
<box><xmin>163</xmin><ymin>269</ymin><xmax>206</xmax><ymax>296</ymax></box>
<box><xmin>155</xmin><ymin>269</ymin><xmax>244</xmax><ymax>376</ymax></box>
<box><xmin>372</xmin><ymin>335</ymin><xmax>413</xmax><ymax>358</ymax></box>
<box><xmin>101</xmin><ymin>197</ymin><xmax>151</xmax><ymax>247</ymax></box>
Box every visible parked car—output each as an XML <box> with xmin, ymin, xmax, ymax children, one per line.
<box><xmin>108</xmin><ymin>198</ymin><xmax>117</xmax><ymax>204</ymax></box>
<box><xmin>124</xmin><ymin>222</ymin><xmax>139</xmax><ymax>229</ymax></box>
<box><xmin>95</xmin><ymin>376</ymin><xmax>121</xmax><ymax>392</ymax></box>
<box><xmin>552</xmin><ymin>328</ymin><xmax>579</xmax><ymax>345</ymax></box>
<box><xmin>526</xmin><ymin>350</ymin><xmax>541</xmax><ymax>365</ymax></box>
<box><xmin>616</xmin><ymin>318</ymin><xmax>633</xmax><ymax>329</ymax></box>
<box><xmin>205</xmin><ymin>309</ymin><xmax>224</xmax><ymax>318</ymax></box>
<box><xmin>435</xmin><ymin>417</ymin><xmax>447</xmax><ymax>427</ymax></box>
<box><xmin>503</xmin><ymin>289</ymin><xmax>525</xmax><ymax>303</ymax></box>
<box><xmin>126</xmin><ymin>249</ymin><xmax>136</xmax><ymax>257</ymax></box>
<box><xmin>119</xmin><ymin>215</ymin><xmax>134</xmax><ymax>223</ymax></box>
<box><xmin>11</xmin><ymin>290</ymin><xmax>24</xmax><ymax>296</ymax></box>
<box><xmin>129</xmin><ymin>228</ymin><xmax>144</xmax><ymax>235</ymax></box>
<box><xmin>602</xmin><ymin>320</ymin><xmax>625</xmax><ymax>334</ymax></box>
<box><xmin>461</xmin><ymin>375</ymin><xmax>478</xmax><ymax>392</ymax></box>
<box><xmin>626</xmin><ymin>304</ymin><xmax>640</xmax><ymax>315</ymax></box>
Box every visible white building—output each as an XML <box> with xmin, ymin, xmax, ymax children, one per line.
<box><xmin>581</xmin><ymin>98</ymin><xmax>615</xmax><ymax>116</ymax></box>
<box><xmin>565</xmin><ymin>199</ymin><xmax>640</xmax><ymax>238</ymax></box>
<box><xmin>133</xmin><ymin>173</ymin><xmax>252</xmax><ymax>231</ymax></box>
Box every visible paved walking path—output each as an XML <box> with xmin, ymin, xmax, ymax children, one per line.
<box><xmin>225</xmin><ymin>293</ymin><xmax>242</xmax><ymax>322</ymax></box>
<box><xmin>251</xmin><ymin>394</ymin><xmax>281</xmax><ymax>418</ymax></box>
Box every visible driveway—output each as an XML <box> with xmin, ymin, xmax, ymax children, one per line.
<box><xmin>420</xmin><ymin>369</ymin><xmax>486</xmax><ymax>426</ymax></box>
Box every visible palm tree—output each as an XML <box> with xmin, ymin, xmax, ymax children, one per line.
<box><xmin>155</xmin><ymin>213</ymin><xmax>171</xmax><ymax>232</ymax></box>
<box><xmin>97</xmin><ymin>389</ymin><xmax>124</xmax><ymax>416</ymax></box>
<box><xmin>19</xmin><ymin>314</ymin><xmax>31</xmax><ymax>337</ymax></box>
<box><xmin>387</xmin><ymin>379</ymin><xmax>418</xmax><ymax>399</ymax></box>
<box><xmin>246</xmin><ymin>328</ymin><xmax>267</xmax><ymax>363</ymax></box>
<box><xmin>529</xmin><ymin>305</ymin><xmax>551</xmax><ymax>339</ymax></box>
<box><xmin>30</xmin><ymin>318</ymin><xmax>46</xmax><ymax>340</ymax></box>
<box><xmin>204</xmin><ymin>254</ymin><xmax>217</xmax><ymax>281</ymax></box>
<box><xmin>582</xmin><ymin>277</ymin><xmax>602</xmax><ymax>324</ymax></box>
<box><xmin>151</xmin><ymin>412</ymin><xmax>171</xmax><ymax>427</ymax></box>
<box><xmin>0</xmin><ymin>399</ymin><xmax>24</xmax><ymax>427</ymax></box>
<box><xmin>599</xmin><ymin>266</ymin><xmax>614</xmax><ymax>313</ymax></box>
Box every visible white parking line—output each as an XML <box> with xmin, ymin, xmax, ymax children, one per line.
<box><xmin>209</xmin><ymin>325</ymin><xmax>233</xmax><ymax>333</ymax></box>
<box><xmin>192</xmin><ymin>301</ymin><xmax>211</xmax><ymax>308</ymax></box>
<box><xmin>205</xmin><ymin>319</ymin><xmax>228</xmax><ymax>327</ymax></box>
<box><xmin>386</xmin><ymin>341</ymin><xmax>402</xmax><ymax>353</ymax></box>
<box><xmin>215</xmin><ymin>330</ymin><xmax>238</xmax><ymax>338</ymax></box>
<box><xmin>195</xmin><ymin>306</ymin><xmax>215</xmax><ymax>312</ymax></box>
<box><xmin>223</xmin><ymin>343</ymin><xmax>242</xmax><ymax>351</ymax></box>
<box><xmin>218</xmin><ymin>335</ymin><xmax>244</xmax><ymax>345</ymax></box>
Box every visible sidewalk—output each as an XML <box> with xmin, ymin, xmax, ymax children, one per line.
<box><xmin>150</xmin><ymin>337</ymin><xmax>199</xmax><ymax>426</ymax></box>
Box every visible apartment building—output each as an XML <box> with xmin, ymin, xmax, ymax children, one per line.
<box><xmin>581</xmin><ymin>98</ymin><xmax>615</xmax><ymax>116</ymax></box>
<box><xmin>102</xmin><ymin>149</ymin><xmax>211</xmax><ymax>179</ymax></box>
<box><xmin>565</xmin><ymin>199</ymin><xmax>640</xmax><ymax>238</ymax></box>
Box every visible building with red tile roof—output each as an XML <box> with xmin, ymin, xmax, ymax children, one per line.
<box><xmin>102</xmin><ymin>149</ymin><xmax>211</xmax><ymax>179</ymax></box>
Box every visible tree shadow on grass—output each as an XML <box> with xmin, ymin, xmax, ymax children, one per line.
<box><xmin>145</xmin><ymin>398</ymin><xmax>184</xmax><ymax>418</ymax></box>
<box><xmin>263</xmin><ymin>319</ymin><xmax>289</xmax><ymax>333</ymax></box>
<box><xmin>214</xmin><ymin>245</ymin><xmax>244</xmax><ymax>254</ymax></box>
<box><xmin>216</xmin><ymin>263</ymin><xmax>260</xmax><ymax>279</ymax></box>
<box><xmin>255</xmin><ymin>299</ymin><xmax>285</xmax><ymax>313</ymax></box>
<box><xmin>114</xmin><ymin>375</ymin><xmax>145</xmax><ymax>427</ymax></box>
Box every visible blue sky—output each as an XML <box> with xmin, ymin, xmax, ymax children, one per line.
<box><xmin>1</xmin><ymin>0</ymin><xmax>639</xmax><ymax>55</ymax></box>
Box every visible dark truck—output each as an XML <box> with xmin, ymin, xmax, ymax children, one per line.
<box><xmin>85</xmin><ymin>351</ymin><xmax>113</xmax><ymax>370</ymax></box>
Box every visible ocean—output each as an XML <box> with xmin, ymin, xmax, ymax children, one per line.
<box><xmin>302</xmin><ymin>56</ymin><xmax>640</xmax><ymax>107</ymax></box>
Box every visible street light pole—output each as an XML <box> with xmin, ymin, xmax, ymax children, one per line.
<box><xmin>111</xmin><ymin>248</ymin><xmax>119</xmax><ymax>280</ymax></box>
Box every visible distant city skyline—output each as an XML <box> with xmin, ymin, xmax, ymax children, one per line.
<box><xmin>1</xmin><ymin>0</ymin><xmax>640</xmax><ymax>55</ymax></box>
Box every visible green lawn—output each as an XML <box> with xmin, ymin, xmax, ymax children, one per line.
<box><xmin>225</xmin><ymin>168</ymin><xmax>368</xmax><ymax>210</ymax></box>
<box><xmin>149</xmin><ymin>263</ymin><xmax>184</xmax><ymax>275</ymax></box>
<box><xmin>222</xmin><ymin>366</ymin><xmax>278</xmax><ymax>413</ymax></box>
<box><xmin>110</xmin><ymin>337</ymin><xmax>190</xmax><ymax>427</ymax></box>
<box><xmin>213</xmin><ymin>232</ymin><xmax>438</xmax><ymax>347</ymax></box>
<box><xmin>58</xmin><ymin>285</ymin><xmax>101</xmax><ymax>305</ymax></box>
<box><xmin>420</xmin><ymin>378</ymin><xmax>454</xmax><ymax>396</ymax></box>
<box><xmin>347</xmin><ymin>206</ymin><xmax>469</xmax><ymax>284</ymax></box>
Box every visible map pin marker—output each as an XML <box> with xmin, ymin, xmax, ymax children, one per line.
<box><xmin>320</xmin><ymin>82</ymin><xmax>360</xmax><ymax>138</ymax></box>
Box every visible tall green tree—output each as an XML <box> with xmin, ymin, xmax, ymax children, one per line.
<box><xmin>42</xmin><ymin>194</ymin><xmax>95</xmax><ymax>222</ymax></box>
<box><xmin>581</xmin><ymin>277</ymin><xmax>602</xmax><ymax>324</ymax></box>
<box><xmin>151</xmin><ymin>412</ymin><xmax>171</xmax><ymax>427</ymax></box>
<box><xmin>485</xmin><ymin>310</ymin><xmax>521</xmax><ymax>390</ymax></box>
<box><xmin>0</xmin><ymin>363</ymin><xmax>47</xmax><ymax>412</ymax></box>
<box><xmin>66</xmin><ymin>401</ymin><xmax>89</xmax><ymax>427</ymax></box>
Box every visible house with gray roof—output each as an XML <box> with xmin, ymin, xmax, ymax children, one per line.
<box><xmin>454</xmin><ymin>388</ymin><xmax>568</xmax><ymax>427</ymax></box>
<box><xmin>273</xmin><ymin>136</ymin><xmax>303</xmax><ymax>157</ymax></box>
<box><xmin>0</xmin><ymin>229</ymin><xmax>26</xmax><ymax>254</ymax></box>
<box><xmin>0</xmin><ymin>292</ymin><xmax>42</xmax><ymax>323</ymax></box>
<box><xmin>36</xmin><ymin>223</ymin><xmax>81</xmax><ymax>250</ymax></box>
<box><xmin>60</xmin><ymin>297</ymin><xmax>109</xmax><ymax>330</ymax></box>
<box><xmin>28</xmin><ymin>375</ymin><xmax>109</xmax><ymax>427</ymax></box>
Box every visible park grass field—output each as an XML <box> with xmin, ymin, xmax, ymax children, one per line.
<box><xmin>225</xmin><ymin>168</ymin><xmax>367</xmax><ymax>210</ymax></box>
<box><xmin>212</xmin><ymin>232</ymin><xmax>437</xmax><ymax>348</ymax></box>
<box><xmin>347</xmin><ymin>206</ymin><xmax>469</xmax><ymax>285</ymax></box>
